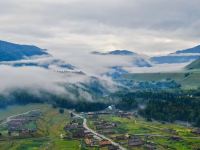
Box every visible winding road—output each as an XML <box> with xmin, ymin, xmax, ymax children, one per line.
<box><xmin>72</xmin><ymin>112</ymin><xmax>127</xmax><ymax>150</ymax></box>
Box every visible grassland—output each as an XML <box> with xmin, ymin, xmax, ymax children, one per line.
<box><xmin>124</xmin><ymin>70</ymin><xmax>200</xmax><ymax>89</ymax></box>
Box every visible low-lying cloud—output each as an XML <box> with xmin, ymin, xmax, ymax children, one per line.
<box><xmin>0</xmin><ymin>65</ymin><xmax>68</xmax><ymax>94</ymax></box>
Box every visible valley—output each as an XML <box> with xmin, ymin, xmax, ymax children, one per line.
<box><xmin>1</xmin><ymin>0</ymin><xmax>200</xmax><ymax>149</ymax></box>
<box><xmin>0</xmin><ymin>104</ymin><xmax>200</xmax><ymax>150</ymax></box>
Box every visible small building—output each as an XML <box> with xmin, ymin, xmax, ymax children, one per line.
<box><xmin>99</xmin><ymin>140</ymin><xmax>112</xmax><ymax>147</ymax></box>
<box><xmin>169</xmin><ymin>136</ymin><xmax>182</xmax><ymax>141</ymax></box>
<box><xmin>64</xmin><ymin>123</ymin><xmax>83</xmax><ymax>131</ymax></box>
<box><xmin>128</xmin><ymin>136</ymin><xmax>144</xmax><ymax>147</ymax></box>
<box><xmin>84</xmin><ymin>132</ymin><xmax>94</xmax><ymax>138</ymax></box>
<box><xmin>71</xmin><ymin>128</ymin><xmax>85</xmax><ymax>138</ymax></box>
<box><xmin>19</xmin><ymin>130</ymin><xmax>30</xmax><ymax>137</ymax></box>
<box><xmin>108</xmin><ymin>145</ymin><xmax>120</xmax><ymax>150</ymax></box>
<box><xmin>192</xmin><ymin>128</ymin><xmax>200</xmax><ymax>135</ymax></box>
<box><xmin>115</xmin><ymin>135</ymin><xmax>128</xmax><ymax>141</ymax></box>
<box><xmin>164</xmin><ymin>128</ymin><xmax>177</xmax><ymax>135</ymax></box>
<box><xmin>100</xmin><ymin>129</ymin><xmax>115</xmax><ymax>135</ymax></box>
<box><xmin>144</xmin><ymin>142</ymin><xmax>156</xmax><ymax>150</ymax></box>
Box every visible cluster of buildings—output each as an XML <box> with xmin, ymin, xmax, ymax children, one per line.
<box><xmin>6</xmin><ymin>110</ymin><xmax>41</xmax><ymax>137</ymax></box>
<box><xmin>64</xmin><ymin>115</ymin><xmax>120</xmax><ymax>150</ymax></box>
<box><xmin>93</xmin><ymin>120</ymin><xmax>118</xmax><ymax>135</ymax></box>
<box><xmin>85</xmin><ymin>109</ymin><xmax>157</xmax><ymax>149</ymax></box>
<box><xmin>64</xmin><ymin>118</ymin><xmax>85</xmax><ymax>139</ymax></box>
<box><xmin>112</xmin><ymin>134</ymin><xmax>156</xmax><ymax>149</ymax></box>
<box><xmin>86</xmin><ymin>105</ymin><xmax>134</xmax><ymax>119</ymax></box>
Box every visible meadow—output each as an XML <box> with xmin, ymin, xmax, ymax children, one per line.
<box><xmin>124</xmin><ymin>70</ymin><xmax>200</xmax><ymax>89</ymax></box>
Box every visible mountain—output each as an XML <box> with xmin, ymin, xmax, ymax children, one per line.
<box><xmin>151</xmin><ymin>45</ymin><xmax>200</xmax><ymax>64</ymax></box>
<box><xmin>107</xmin><ymin>50</ymin><xmax>136</xmax><ymax>55</ymax></box>
<box><xmin>186</xmin><ymin>58</ymin><xmax>200</xmax><ymax>70</ymax></box>
<box><xmin>92</xmin><ymin>50</ymin><xmax>136</xmax><ymax>56</ymax></box>
<box><xmin>92</xmin><ymin>50</ymin><xmax>152</xmax><ymax>68</ymax></box>
<box><xmin>0</xmin><ymin>40</ymin><xmax>48</xmax><ymax>61</ymax></box>
<box><xmin>175</xmin><ymin>45</ymin><xmax>200</xmax><ymax>54</ymax></box>
<box><xmin>0</xmin><ymin>40</ymin><xmax>77</xmax><ymax>71</ymax></box>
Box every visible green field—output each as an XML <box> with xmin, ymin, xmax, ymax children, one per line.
<box><xmin>124</xmin><ymin>71</ymin><xmax>200</xmax><ymax>89</ymax></box>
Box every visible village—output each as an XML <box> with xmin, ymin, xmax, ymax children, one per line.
<box><xmin>0</xmin><ymin>105</ymin><xmax>200</xmax><ymax>150</ymax></box>
<box><xmin>63</xmin><ymin>105</ymin><xmax>200</xmax><ymax>150</ymax></box>
<box><xmin>0</xmin><ymin>110</ymin><xmax>41</xmax><ymax>140</ymax></box>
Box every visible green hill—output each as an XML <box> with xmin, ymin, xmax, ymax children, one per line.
<box><xmin>186</xmin><ymin>58</ymin><xmax>200</xmax><ymax>70</ymax></box>
<box><xmin>124</xmin><ymin>71</ymin><xmax>200</xmax><ymax>89</ymax></box>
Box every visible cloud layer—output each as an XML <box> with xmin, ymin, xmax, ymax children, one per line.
<box><xmin>0</xmin><ymin>0</ymin><xmax>200</xmax><ymax>55</ymax></box>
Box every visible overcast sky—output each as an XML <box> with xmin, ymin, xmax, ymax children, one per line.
<box><xmin>0</xmin><ymin>0</ymin><xmax>200</xmax><ymax>56</ymax></box>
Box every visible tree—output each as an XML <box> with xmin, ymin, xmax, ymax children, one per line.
<box><xmin>59</xmin><ymin>108</ymin><xmax>64</xmax><ymax>114</ymax></box>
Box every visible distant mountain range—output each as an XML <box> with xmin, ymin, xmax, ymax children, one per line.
<box><xmin>151</xmin><ymin>45</ymin><xmax>200</xmax><ymax>64</ymax></box>
<box><xmin>2</xmin><ymin>40</ymin><xmax>200</xmax><ymax>66</ymax></box>
<box><xmin>1</xmin><ymin>40</ymin><xmax>200</xmax><ymax>75</ymax></box>
<box><xmin>0</xmin><ymin>40</ymin><xmax>48</xmax><ymax>61</ymax></box>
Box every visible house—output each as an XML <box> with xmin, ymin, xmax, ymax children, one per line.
<box><xmin>108</xmin><ymin>145</ymin><xmax>119</xmax><ymax>150</ymax></box>
<box><xmin>84</xmin><ymin>137</ymin><xmax>100</xmax><ymax>147</ymax></box>
<box><xmin>145</xmin><ymin>144</ymin><xmax>156</xmax><ymax>150</ymax></box>
<box><xmin>128</xmin><ymin>136</ymin><xmax>144</xmax><ymax>147</ymax></box>
<box><xmin>117</xmin><ymin>112</ymin><xmax>133</xmax><ymax>119</ymax></box>
<box><xmin>71</xmin><ymin>128</ymin><xmax>85</xmax><ymax>138</ymax></box>
<box><xmin>64</xmin><ymin>123</ymin><xmax>83</xmax><ymax>131</ymax></box>
<box><xmin>192</xmin><ymin>128</ymin><xmax>200</xmax><ymax>135</ymax></box>
<box><xmin>144</xmin><ymin>142</ymin><xmax>156</xmax><ymax>150</ymax></box>
<box><xmin>164</xmin><ymin>128</ymin><xmax>177</xmax><ymax>135</ymax></box>
<box><xmin>100</xmin><ymin>129</ymin><xmax>115</xmax><ymax>135</ymax></box>
<box><xmin>99</xmin><ymin>140</ymin><xmax>112</xmax><ymax>147</ymax></box>
<box><xmin>84</xmin><ymin>131</ymin><xmax>94</xmax><ymax>138</ymax></box>
<box><xmin>169</xmin><ymin>136</ymin><xmax>182</xmax><ymax>141</ymax></box>
<box><xmin>115</xmin><ymin>135</ymin><xmax>128</xmax><ymax>141</ymax></box>
<box><xmin>95</xmin><ymin>121</ymin><xmax>117</xmax><ymax>130</ymax></box>
<box><xmin>19</xmin><ymin>130</ymin><xmax>30</xmax><ymax>137</ymax></box>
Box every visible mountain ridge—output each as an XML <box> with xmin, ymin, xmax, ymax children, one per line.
<box><xmin>91</xmin><ymin>50</ymin><xmax>136</xmax><ymax>56</ymax></box>
<box><xmin>0</xmin><ymin>40</ymin><xmax>49</xmax><ymax>61</ymax></box>
<box><xmin>151</xmin><ymin>44</ymin><xmax>200</xmax><ymax>64</ymax></box>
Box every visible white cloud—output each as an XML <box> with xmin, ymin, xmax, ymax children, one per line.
<box><xmin>0</xmin><ymin>0</ymin><xmax>199</xmax><ymax>55</ymax></box>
